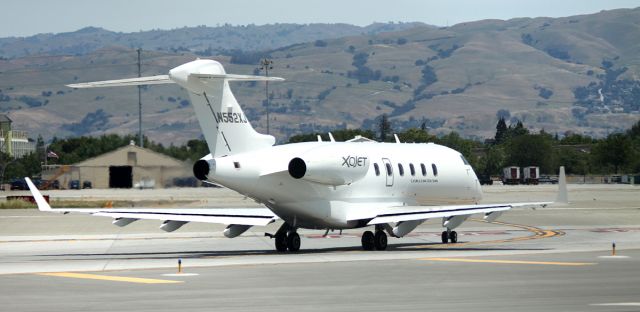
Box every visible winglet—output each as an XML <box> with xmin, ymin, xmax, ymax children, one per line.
<box><xmin>555</xmin><ymin>166</ymin><xmax>568</xmax><ymax>204</ymax></box>
<box><xmin>24</xmin><ymin>177</ymin><xmax>53</xmax><ymax>211</ymax></box>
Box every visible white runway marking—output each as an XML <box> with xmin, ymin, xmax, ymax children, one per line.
<box><xmin>590</xmin><ymin>302</ymin><xmax>640</xmax><ymax>306</ymax></box>
<box><xmin>162</xmin><ymin>273</ymin><xmax>199</xmax><ymax>277</ymax></box>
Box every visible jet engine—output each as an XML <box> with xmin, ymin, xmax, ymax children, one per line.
<box><xmin>193</xmin><ymin>157</ymin><xmax>216</xmax><ymax>180</ymax></box>
<box><xmin>288</xmin><ymin>154</ymin><xmax>369</xmax><ymax>186</ymax></box>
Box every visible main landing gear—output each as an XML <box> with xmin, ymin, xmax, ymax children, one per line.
<box><xmin>269</xmin><ymin>223</ymin><xmax>300</xmax><ymax>252</ymax></box>
<box><xmin>441</xmin><ymin>229</ymin><xmax>458</xmax><ymax>244</ymax></box>
<box><xmin>361</xmin><ymin>226</ymin><xmax>388</xmax><ymax>251</ymax></box>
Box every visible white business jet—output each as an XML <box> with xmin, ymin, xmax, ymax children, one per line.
<box><xmin>25</xmin><ymin>59</ymin><xmax>567</xmax><ymax>252</ymax></box>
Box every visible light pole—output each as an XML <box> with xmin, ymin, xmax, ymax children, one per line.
<box><xmin>137</xmin><ymin>48</ymin><xmax>143</xmax><ymax>147</ymax></box>
<box><xmin>259</xmin><ymin>58</ymin><xmax>273</xmax><ymax>134</ymax></box>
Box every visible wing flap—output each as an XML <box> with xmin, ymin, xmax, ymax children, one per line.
<box><xmin>25</xmin><ymin>178</ymin><xmax>277</xmax><ymax>226</ymax></box>
<box><xmin>92</xmin><ymin>208</ymin><xmax>277</xmax><ymax>226</ymax></box>
<box><xmin>367</xmin><ymin>204</ymin><xmax>513</xmax><ymax>225</ymax></box>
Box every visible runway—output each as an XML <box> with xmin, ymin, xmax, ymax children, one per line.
<box><xmin>1</xmin><ymin>184</ymin><xmax>640</xmax><ymax>311</ymax></box>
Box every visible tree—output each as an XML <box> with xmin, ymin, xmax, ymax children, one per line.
<box><xmin>494</xmin><ymin>117</ymin><xmax>508</xmax><ymax>144</ymax></box>
<box><xmin>592</xmin><ymin>133</ymin><xmax>633</xmax><ymax>173</ymax></box>
<box><xmin>506</xmin><ymin>120</ymin><xmax>529</xmax><ymax>139</ymax></box>
<box><xmin>505</xmin><ymin>134</ymin><xmax>553</xmax><ymax>173</ymax></box>
<box><xmin>378</xmin><ymin>114</ymin><xmax>392</xmax><ymax>142</ymax></box>
<box><xmin>477</xmin><ymin>146</ymin><xmax>505</xmax><ymax>175</ymax></box>
<box><xmin>398</xmin><ymin>128</ymin><xmax>435</xmax><ymax>143</ymax></box>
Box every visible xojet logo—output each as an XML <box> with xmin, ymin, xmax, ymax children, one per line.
<box><xmin>342</xmin><ymin>156</ymin><xmax>368</xmax><ymax>168</ymax></box>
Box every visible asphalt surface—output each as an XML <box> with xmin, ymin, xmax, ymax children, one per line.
<box><xmin>1</xmin><ymin>184</ymin><xmax>639</xmax><ymax>311</ymax></box>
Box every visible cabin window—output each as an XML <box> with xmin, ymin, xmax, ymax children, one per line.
<box><xmin>374</xmin><ymin>163</ymin><xmax>380</xmax><ymax>176</ymax></box>
<box><xmin>234</xmin><ymin>161</ymin><xmax>241</xmax><ymax>169</ymax></box>
<box><xmin>409</xmin><ymin>163</ymin><xmax>416</xmax><ymax>176</ymax></box>
<box><xmin>385</xmin><ymin>163</ymin><xmax>393</xmax><ymax>176</ymax></box>
<box><xmin>398</xmin><ymin>164</ymin><xmax>404</xmax><ymax>176</ymax></box>
<box><xmin>421</xmin><ymin>163</ymin><xmax>427</xmax><ymax>176</ymax></box>
<box><xmin>460</xmin><ymin>155</ymin><xmax>470</xmax><ymax>165</ymax></box>
<box><xmin>432</xmin><ymin>163</ymin><xmax>438</xmax><ymax>176</ymax></box>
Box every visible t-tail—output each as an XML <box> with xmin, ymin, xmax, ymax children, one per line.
<box><xmin>68</xmin><ymin>59</ymin><xmax>282</xmax><ymax>157</ymax></box>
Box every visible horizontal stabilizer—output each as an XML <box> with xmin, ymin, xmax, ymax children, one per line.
<box><xmin>190</xmin><ymin>73</ymin><xmax>285</xmax><ymax>82</ymax></box>
<box><xmin>67</xmin><ymin>75</ymin><xmax>174</xmax><ymax>88</ymax></box>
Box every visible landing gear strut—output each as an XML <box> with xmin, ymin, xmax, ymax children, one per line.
<box><xmin>361</xmin><ymin>226</ymin><xmax>388</xmax><ymax>251</ymax></box>
<box><xmin>272</xmin><ymin>223</ymin><xmax>300</xmax><ymax>252</ymax></box>
<box><xmin>441</xmin><ymin>229</ymin><xmax>458</xmax><ymax>244</ymax></box>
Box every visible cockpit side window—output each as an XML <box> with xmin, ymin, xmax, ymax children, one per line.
<box><xmin>460</xmin><ymin>155</ymin><xmax>470</xmax><ymax>165</ymax></box>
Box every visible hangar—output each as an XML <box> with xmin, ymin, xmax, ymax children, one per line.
<box><xmin>43</xmin><ymin>141</ymin><xmax>194</xmax><ymax>189</ymax></box>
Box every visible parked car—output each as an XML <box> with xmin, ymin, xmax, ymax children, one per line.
<box><xmin>69</xmin><ymin>180</ymin><xmax>80</xmax><ymax>190</ymax></box>
<box><xmin>82</xmin><ymin>181</ymin><xmax>92</xmax><ymax>189</ymax></box>
<box><xmin>478</xmin><ymin>174</ymin><xmax>493</xmax><ymax>185</ymax></box>
<box><xmin>10</xmin><ymin>179</ymin><xmax>28</xmax><ymax>190</ymax></box>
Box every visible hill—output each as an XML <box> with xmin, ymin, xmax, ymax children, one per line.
<box><xmin>0</xmin><ymin>10</ymin><xmax>639</xmax><ymax>144</ymax></box>
<box><xmin>0</xmin><ymin>22</ymin><xmax>426</xmax><ymax>58</ymax></box>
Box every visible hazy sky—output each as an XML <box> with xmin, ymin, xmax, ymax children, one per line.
<box><xmin>2</xmin><ymin>0</ymin><xmax>639</xmax><ymax>37</ymax></box>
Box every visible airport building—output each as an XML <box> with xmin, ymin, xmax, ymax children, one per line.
<box><xmin>0</xmin><ymin>115</ymin><xmax>36</xmax><ymax>158</ymax></box>
<box><xmin>42</xmin><ymin>141</ymin><xmax>194</xmax><ymax>189</ymax></box>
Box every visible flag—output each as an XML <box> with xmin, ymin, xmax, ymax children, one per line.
<box><xmin>47</xmin><ymin>151</ymin><xmax>59</xmax><ymax>159</ymax></box>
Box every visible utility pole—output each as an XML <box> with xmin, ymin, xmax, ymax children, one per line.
<box><xmin>259</xmin><ymin>58</ymin><xmax>273</xmax><ymax>134</ymax></box>
<box><xmin>137</xmin><ymin>48</ymin><xmax>143</xmax><ymax>147</ymax></box>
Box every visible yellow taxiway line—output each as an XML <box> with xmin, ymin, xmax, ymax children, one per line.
<box><xmin>420</xmin><ymin>258</ymin><xmax>596</xmax><ymax>266</ymax></box>
<box><xmin>37</xmin><ymin>272</ymin><xmax>183</xmax><ymax>284</ymax></box>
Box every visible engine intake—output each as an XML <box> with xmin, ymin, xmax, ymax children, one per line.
<box><xmin>288</xmin><ymin>157</ymin><xmax>306</xmax><ymax>179</ymax></box>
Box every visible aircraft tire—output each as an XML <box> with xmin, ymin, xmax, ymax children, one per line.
<box><xmin>361</xmin><ymin>231</ymin><xmax>375</xmax><ymax>250</ymax></box>
<box><xmin>287</xmin><ymin>231</ymin><xmax>301</xmax><ymax>252</ymax></box>
<box><xmin>275</xmin><ymin>232</ymin><xmax>288</xmax><ymax>252</ymax></box>
<box><xmin>450</xmin><ymin>231</ymin><xmax>458</xmax><ymax>243</ymax></box>
<box><xmin>441</xmin><ymin>231</ymin><xmax>449</xmax><ymax>244</ymax></box>
<box><xmin>374</xmin><ymin>230</ymin><xmax>388</xmax><ymax>250</ymax></box>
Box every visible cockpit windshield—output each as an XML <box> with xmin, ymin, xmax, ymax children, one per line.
<box><xmin>460</xmin><ymin>154</ymin><xmax>470</xmax><ymax>165</ymax></box>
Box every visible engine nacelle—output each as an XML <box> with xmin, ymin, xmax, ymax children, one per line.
<box><xmin>193</xmin><ymin>156</ymin><xmax>216</xmax><ymax>181</ymax></box>
<box><xmin>288</xmin><ymin>153</ymin><xmax>369</xmax><ymax>186</ymax></box>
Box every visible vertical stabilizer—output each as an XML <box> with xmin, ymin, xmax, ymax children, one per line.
<box><xmin>169</xmin><ymin>60</ymin><xmax>278</xmax><ymax>157</ymax></box>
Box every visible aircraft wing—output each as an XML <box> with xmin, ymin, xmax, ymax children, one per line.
<box><xmin>25</xmin><ymin>178</ymin><xmax>277</xmax><ymax>227</ymax></box>
<box><xmin>367</xmin><ymin>166</ymin><xmax>567</xmax><ymax>225</ymax></box>
<box><xmin>366</xmin><ymin>201</ymin><xmax>549</xmax><ymax>225</ymax></box>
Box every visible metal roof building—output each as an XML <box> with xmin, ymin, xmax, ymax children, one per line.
<box><xmin>43</xmin><ymin>142</ymin><xmax>194</xmax><ymax>189</ymax></box>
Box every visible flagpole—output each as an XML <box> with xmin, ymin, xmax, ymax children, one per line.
<box><xmin>44</xmin><ymin>145</ymin><xmax>47</xmax><ymax>167</ymax></box>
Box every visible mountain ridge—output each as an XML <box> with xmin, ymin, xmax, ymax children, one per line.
<box><xmin>1</xmin><ymin>10</ymin><xmax>639</xmax><ymax>144</ymax></box>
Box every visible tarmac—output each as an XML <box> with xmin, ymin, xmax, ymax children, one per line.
<box><xmin>1</xmin><ymin>184</ymin><xmax>639</xmax><ymax>311</ymax></box>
